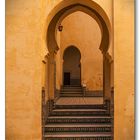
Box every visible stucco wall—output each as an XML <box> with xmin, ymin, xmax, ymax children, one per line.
<box><xmin>60</xmin><ymin>11</ymin><xmax>103</xmax><ymax>90</ymax></box>
<box><xmin>114</xmin><ymin>0</ymin><xmax>134</xmax><ymax>140</ymax></box>
<box><xmin>55</xmin><ymin>31</ymin><xmax>62</xmax><ymax>90</ymax></box>
<box><xmin>6</xmin><ymin>0</ymin><xmax>45</xmax><ymax>139</ymax></box>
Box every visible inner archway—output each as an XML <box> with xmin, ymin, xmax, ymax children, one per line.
<box><xmin>63</xmin><ymin>46</ymin><xmax>81</xmax><ymax>86</ymax></box>
<box><xmin>46</xmin><ymin>0</ymin><xmax>112</xmax><ymax>102</ymax></box>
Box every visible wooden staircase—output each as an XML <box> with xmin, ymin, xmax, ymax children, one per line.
<box><xmin>44</xmin><ymin>102</ymin><xmax>113</xmax><ymax>140</ymax></box>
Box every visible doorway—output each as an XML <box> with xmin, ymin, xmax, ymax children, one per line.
<box><xmin>64</xmin><ymin>72</ymin><xmax>70</xmax><ymax>85</ymax></box>
<box><xmin>63</xmin><ymin>46</ymin><xmax>81</xmax><ymax>86</ymax></box>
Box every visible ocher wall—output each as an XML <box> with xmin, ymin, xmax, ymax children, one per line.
<box><xmin>114</xmin><ymin>0</ymin><xmax>134</xmax><ymax>139</ymax></box>
<box><xmin>55</xmin><ymin>31</ymin><xmax>62</xmax><ymax>90</ymax></box>
<box><xmin>6</xmin><ymin>0</ymin><xmax>46</xmax><ymax>139</ymax></box>
<box><xmin>60</xmin><ymin>11</ymin><xmax>103</xmax><ymax>90</ymax></box>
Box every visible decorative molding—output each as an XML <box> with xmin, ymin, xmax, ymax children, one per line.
<box><xmin>105</xmin><ymin>52</ymin><xmax>113</xmax><ymax>63</ymax></box>
<box><xmin>45</xmin><ymin>53</ymin><xmax>50</xmax><ymax>59</ymax></box>
<box><xmin>42</xmin><ymin>60</ymin><xmax>46</xmax><ymax>64</ymax></box>
<box><xmin>58</xmin><ymin>25</ymin><xmax>63</xmax><ymax>31</ymax></box>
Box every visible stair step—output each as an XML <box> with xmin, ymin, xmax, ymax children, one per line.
<box><xmin>47</xmin><ymin>116</ymin><xmax>111</xmax><ymax>119</ymax></box>
<box><xmin>45</xmin><ymin>124</ymin><xmax>112</xmax><ymax>127</ymax></box>
<box><xmin>61</xmin><ymin>91</ymin><xmax>83</xmax><ymax>94</ymax></box>
<box><xmin>63</xmin><ymin>85</ymin><xmax>81</xmax><ymax>87</ymax></box>
<box><xmin>61</xmin><ymin>89</ymin><xmax>82</xmax><ymax>91</ymax></box>
<box><xmin>53</xmin><ymin>109</ymin><xmax>107</xmax><ymax>111</ymax></box>
<box><xmin>55</xmin><ymin>104</ymin><xmax>107</xmax><ymax>109</ymax></box>
<box><xmin>50</xmin><ymin>109</ymin><xmax>108</xmax><ymax>116</ymax></box>
<box><xmin>61</xmin><ymin>91</ymin><xmax>82</xmax><ymax>93</ymax></box>
<box><xmin>62</xmin><ymin>88</ymin><xmax>82</xmax><ymax>90</ymax></box>
<box><xmin>45</xmin><ymin>124</ymin><xmax>112</xmax><ymax>132</ymax></box>
<box><xmin>60</xmin><ymin>94</ymin><xmax>83</xmax><ymax>97</ymax></box>
<box><xmin>46</xmin><ymin>116</ymin><xmax>112</xmax><ymax>124</ymax></box>
<box><xmin>62</xmin><ymin>87</ymin><xmax>82</xmax><ymax>89</ymax></box>
<box><xmin>44</xmin><ymin>132</ymin><xmax>112</xmax><ymax>139</ymax></box>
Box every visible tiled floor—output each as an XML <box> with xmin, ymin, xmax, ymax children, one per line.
<box><xmin>56</xmin><ymin>97</ymin><xmax>103</xmax><ymax>105</ymax></box>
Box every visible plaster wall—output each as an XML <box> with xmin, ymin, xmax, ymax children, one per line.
<box><xmin>60</xmin><ymin>11</ymin><xmax>103</xmax><ymax>90</ymax></box>
<box><xmin>6</xmin><ymin>0</ymin><xmax>46</xmax><ymax>139</ymax></box>
<box><xmin>55</xmin><ymin>49</ymin><xmax>62</xmax><ymax>90</ymax></box>
<box><xmin>114</xmin><ymin>0</ymin><xmax>134</xmax><ymax>140</ymax></box>
<box><xmin>55</xmin><ymin>31</ymin><xmax>62</xmax><ymax>90</ymax></box>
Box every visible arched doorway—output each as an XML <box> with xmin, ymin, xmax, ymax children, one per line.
<box><xmin>63</xmin><ymin>46</ymin><xmax>81</xmax><ymax>86</ymax></box>
<box><xmin>46</xmin><ymin>0</ymin><xmax>112</xmax><ymax>101</ymax></box>
<box><xmin>44</xmin><ymin>0</ymin><xmax>114</xmax><ymax>139</ymax></box>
